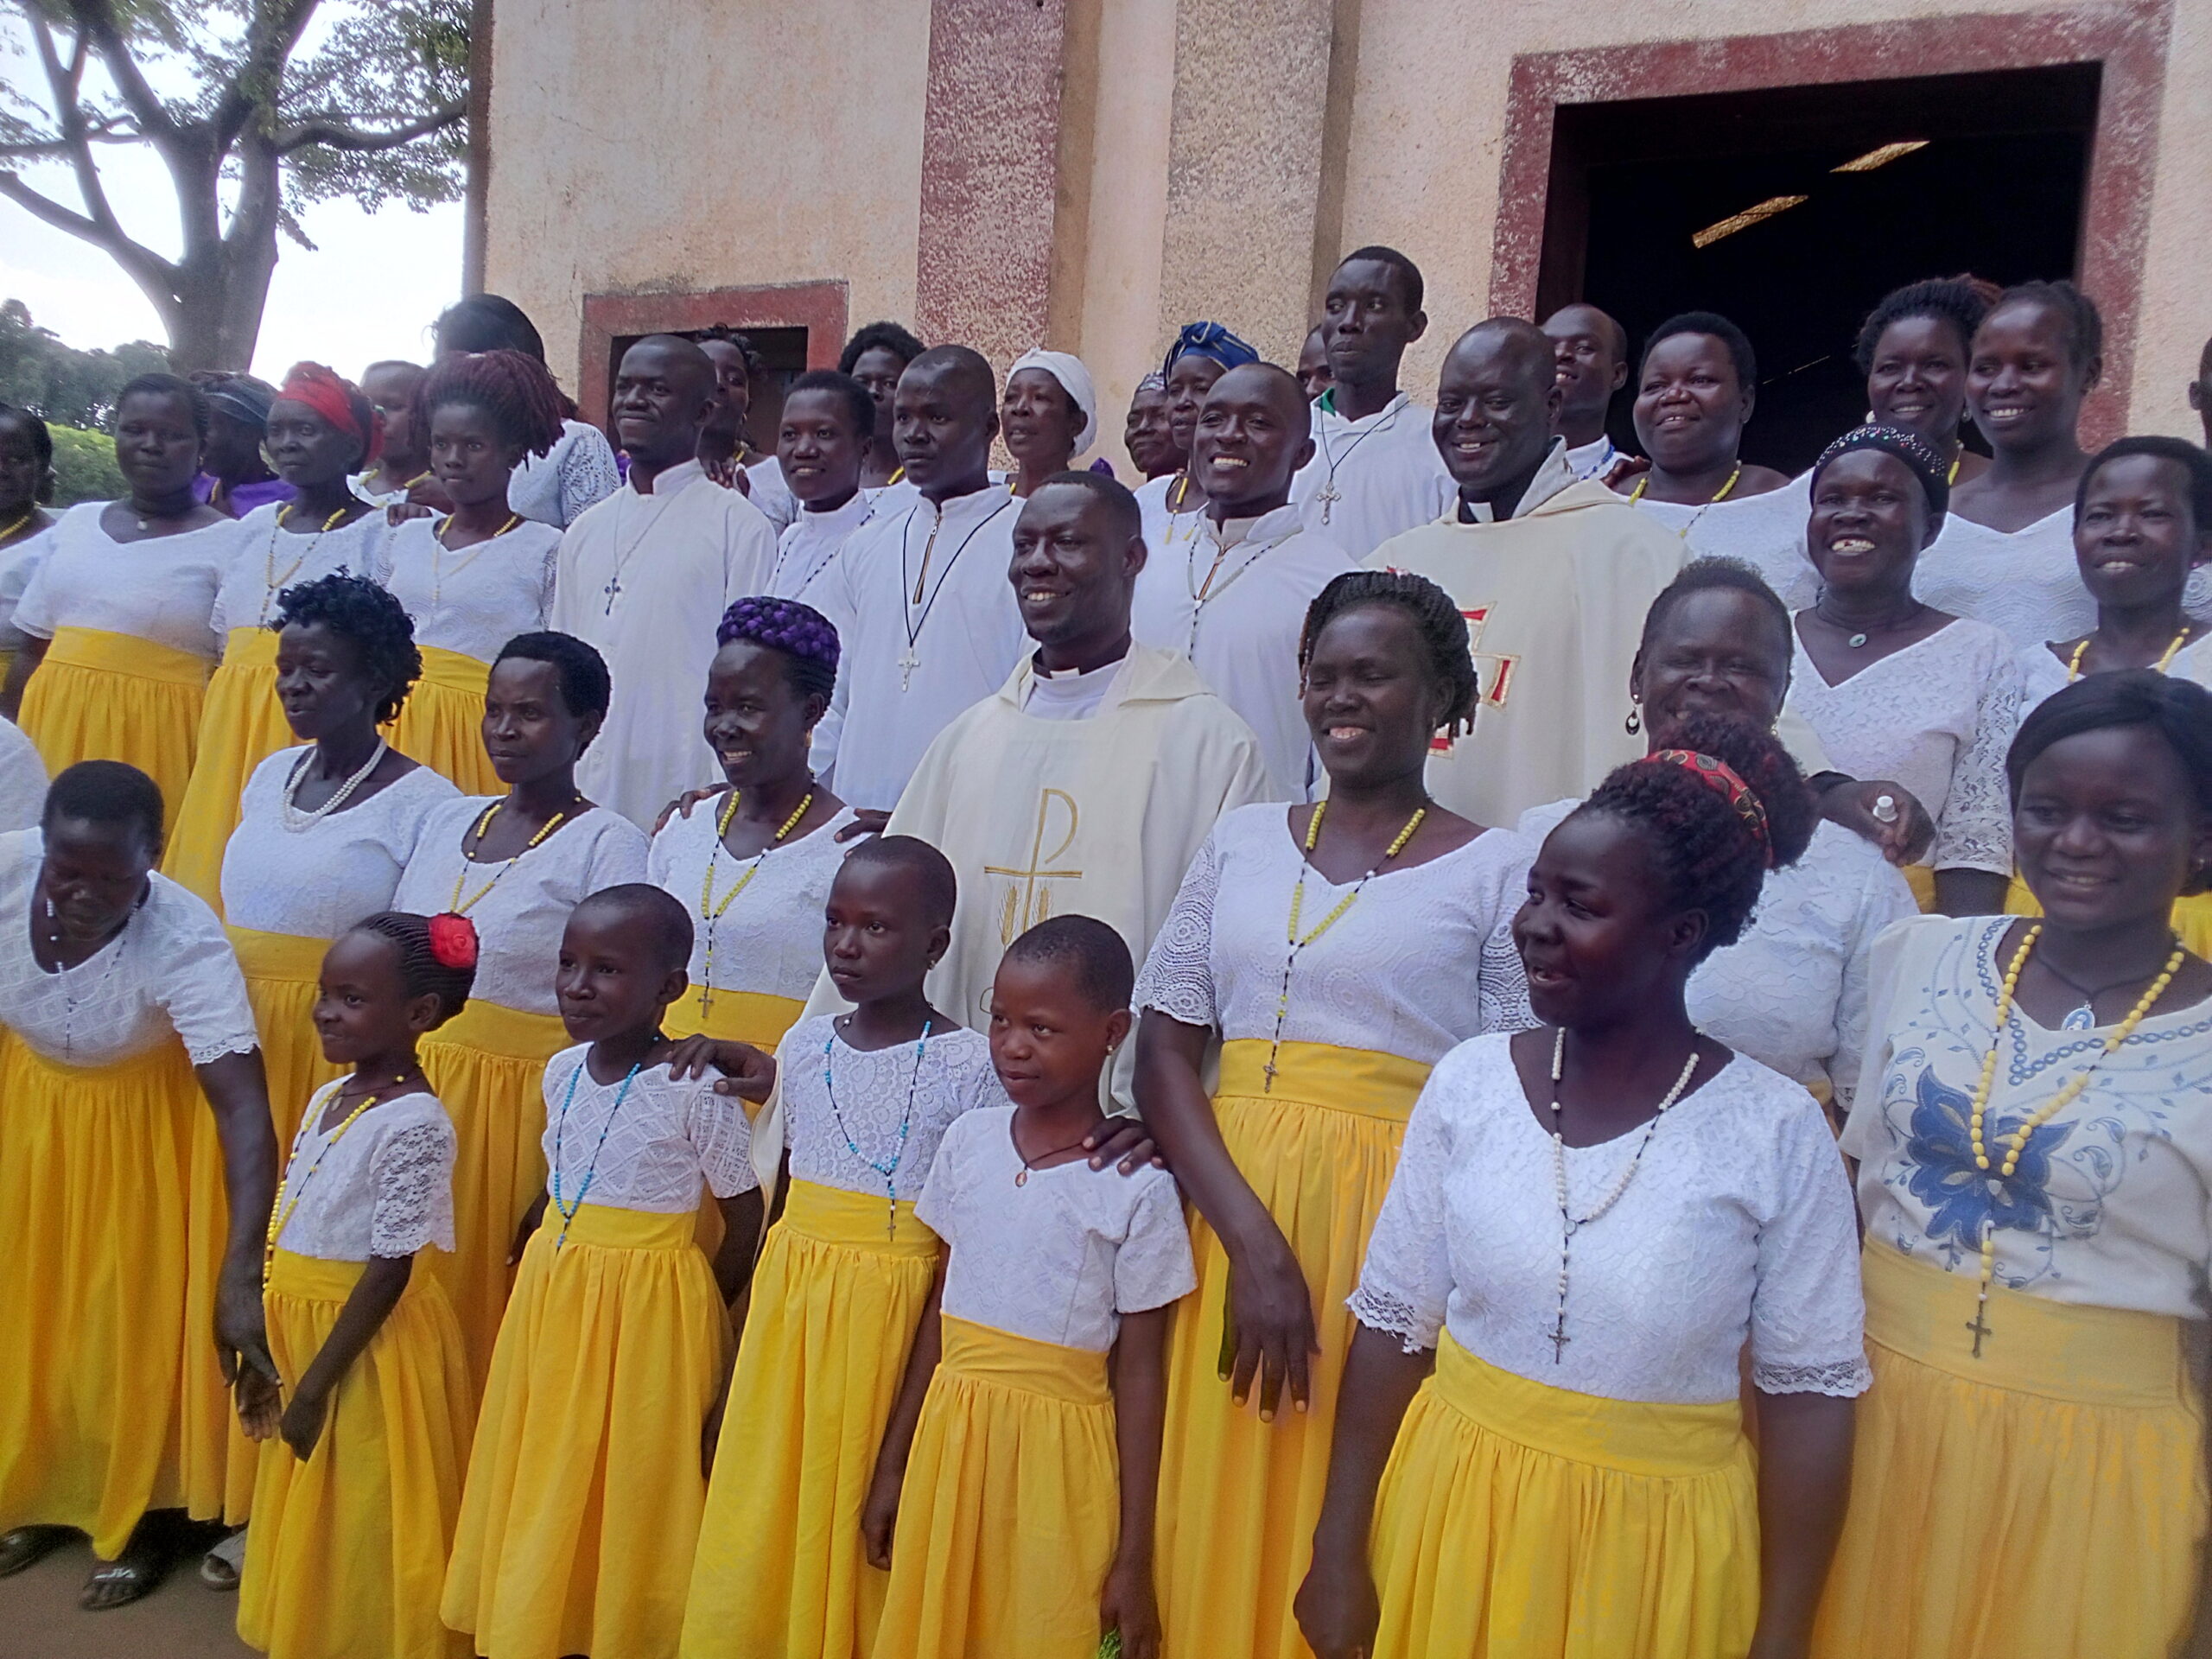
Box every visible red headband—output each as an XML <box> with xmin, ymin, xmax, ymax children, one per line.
<box><xmin>278</xmin><ymin>361</ymin><xmax>384</xmax><ymax>467</ymax></box>
<box><xmin>1643</xmin><ymin>749</ymin><xmax>1772</xmax><ymax>866</ymax></box>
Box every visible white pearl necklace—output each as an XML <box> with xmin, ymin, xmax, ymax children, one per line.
<box><xmin>1545</xmin><ymin>1026</ymin><xmax>1702</xmax><ymax>1364</ymax></box>
<box><xmin>280</xmin><ymin>738</ymin><xmax>388</xmax><ymax>831</ymax></box>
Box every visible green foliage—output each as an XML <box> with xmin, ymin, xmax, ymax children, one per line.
<box><xmin>0</xmin><ymin>299</ymin><xmax>169</xmax><ymax>432</ymax></box>
<box><xmin>48</xmin><ymin>422</ymin><xmax>125</xmax><ymax>505</ymax></box>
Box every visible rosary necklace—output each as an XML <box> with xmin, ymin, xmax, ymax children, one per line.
<box><xmin>550</xmin><ymin>1058</ymin><xmax>642</xmax><ymax>1249</ymax></box>
<box><xmin>600</xmin><ymin>490</ymin><xmax>664</xmax><ymax>616</ymax></box>
<box><xmin>431</xmin><ymin>511</ymin><xmax>523</xmax><ymax>611</ymax></box>
<box><xmin>280</xmin><ymin>738</ymin><xmax>387</xmax><ymax>830</ymax></box>
<box><xmin>1312</xmin><ymin>393</ymin><xmax>1408</xmax><ymax>525</ymax></box>
<box><xmin>258</xmin><ymin>504</ymin><xmax>350</xmax><ymax>624</ymax></box>
<box><xmin>696</xmin><ymin>787</ymin><xmax>814</xmax><ymax>1017</ymax></box>
<box><xmin>1628</xmin><ymin>463</ymin><xmax>1741</xmax><ymax>541</ymax></box>
<box><xmin>822</xmin><ymin>1017</ymin><xmax>933</xmax><ymax>1236</ymax></box>
<box><xmin>897</xmin><ymin>497</ymin><xmax>1012</xmax><ymax>690</ymax></box>
<box><xmin>1183</xmin><ymin>523</ymin><xmax>1294</xmax><ymax>654</ymax></box>
<box><xmin>448</xmin><ymin>797</ymin><xmax>581</xmax><ymax>913</ymax></box>
<box><xmin>2066</xmin><ymin>626</ymin><xmax>2191</xmax><ymax>682</ymax></box>
<box><xmin>264</xmin><ymin>1071</ymin><xmax>416</xmax><ymax>1278</ymax></box>
<box><xmin>40</xmin><ymin>893</ymin><xmax>133</xmax><ymax>1062</ymax></box>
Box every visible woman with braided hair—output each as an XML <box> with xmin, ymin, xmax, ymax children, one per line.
<box><xmin>1297</xmin><ymin>712</ymin><xmax>1866</xmax><ymax>1659</ymax></box>
<box><xmin>383</xmin><ymin>348</ymin><xmax>569</xmax><ymax>793</ymax></box>
<box><xmin>1137</xmin><ymin>569</ymin><xmax>1535</xmax><ymax>1659</ymax></box>
<box><xmin>431</xmin><ymin>295</ymin><xmax>619</xmax><ymax>529</ymax></box>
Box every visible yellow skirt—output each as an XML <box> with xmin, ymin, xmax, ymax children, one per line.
<box><xmin>19</xmin><ymin>626</ymin><xmax>209</xmax><ymax>832</ymax></box>
<box><xmin>1370</xmin><ymin>1333</ymin><xmax>1758</xmax><ymax>1659</ymax></box>
<box><xmin>0</xmin><ymin>1035</ymin><xmax>196</xmax><ymax>1556</ymax></box>
<box><xmin>682</xmin><ymin>1180</ymin><xmax>941</xmax><ymax>1659</ymax></box>
<box><xmin>1812</xmin><ymin>1243</ymin><xmax>2207</xmax><ymax>1658</ymax></box>
<box><xmin>238</xmin><ymin>1250</ymin><xmax>474</xmax><ymax>1659</ymax></box>
<box><xmin>416</xmin><ymin>1001</ymin><xmax>569</xmax><ymax>1389</ymax></box>
<box><xmin>873</xmin><ymin>1316</ymin><xmax>1120</xmax><ymax>1659</ymax></box>
<box><xmin>2005</xmin><ymin>873</ymin><xmax>2212</xmax><ymax>960</ymax></box>
<box><xmin>163</xmin><ymin>627</ymin><xmax>286</xmax><ymax>909</ymax></box>
<box><xmin>388</xmin><ymin>645</ymin><xmax>500</xmax><ymax>796</ymax></box>
<box><xmin>442</xmin><ymin>1205</ymin><xmax>728</xmax><ymax>1659</ymax></box>
<box><xmin>1156</xmin><ymin>1039</ymin><xmax>1430</xmax><ymax>1659</ymax></box>
<box><xmin>181</xmin><ymin>928</ymin><xmax>341</xmax><ymax>1525</ymax></box>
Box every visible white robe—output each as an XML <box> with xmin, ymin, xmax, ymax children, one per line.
<box><xmin>1128</xmin><ymin>503</ymin><xmax>1355</xmax><ymax>798</ymax></box>
<box><xmin>766</xmin><ymin>492</ymin><xmax>879</xmax><ymax>602</ymax></box>
<box><xmin>808</xmin><ymin>484</ymin><xmax>1026</xmax><ymax>811</ymax></box>
<box><xmin>1289</xmin><ymin>391</ymin><xmax>1454</xmax><ymax>561</ymax></box>
<box><xmin>549</xmin><ymin>459</ymin><xmax>778</xmax><ymax>828</ymax></box>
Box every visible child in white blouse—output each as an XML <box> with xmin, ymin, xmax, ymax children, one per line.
<box><xmin>865</xmin><ymin>916</ymin><xmax>1195</xmax><ymax>1659</ymax></box>
<box><xmin>236</xmin><ymin>911</ymin><xmax>477</xmax><ymax>1659</ymax></box>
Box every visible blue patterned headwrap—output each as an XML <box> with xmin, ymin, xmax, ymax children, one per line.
<box><xmin>1162</xmin><ymin>321</ymin><xmax>1260</xmax><ymax>378</ymax></box>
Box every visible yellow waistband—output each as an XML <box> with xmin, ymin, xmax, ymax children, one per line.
<box><xmin>1216</xmin><ymin>1039</ymin><xmax>1431</xmax><ymax>1121</ymax></box>
<box><xmin>226</xmin><ymin>925</ymin><xmax>330</xmax><ymax>984</ymax></box>
<box><xmin>222</xmin><ymin>626</ymin><xmax>279</xmax><ymax>671</ymax></box>
<box><xmin>778</xmin><ymin>1179</ymin><xmax>940</xmax><ymax>1255</ymax></box>
<box><xmin>48</xmin><ymin>626</ymin><xmax>209</xmax><ymax>687</ymax></box>
<box><xmin>266</xmin><ymin>1249</ymin><xmax>368</xmax><ymax>1302</ymax></box>
<box><xmin>938</xmin><ymin>1313</ymin><xmax>1109</xmax><ymax>1405</ymax></box>
<box><xmin>539</xmin><ymin>1203</ymin><xmax>699</xmax><ymax>1251</ymax></box>
<box><xmin>1429</xmin><ymin>1332</ymin><xmax>1744</xmax><ymax>1476</ymax></box>
<box><xmin>427</xmin><ymin>1000</ymin><xmax>570</xmax><ymax>1062</ymax></box>
<box><xmin>416</xmin><ymin>643</ymin><xmax>491</xmax><ymax>696</ymax></box>
<box><xmin>666</xmin><ymin>989</ymin><xmax>806</xmax><ymax>1051</ymax></box>
<box><xmin>0</xmin><ymin>1030</ymin><xmax>187</xmax><ymax>1084</ymax></box>
<box><xmin>1862</xmin><ymin>1241</ymin><xmax>2190</xmax><ymax>1407</ymax></box>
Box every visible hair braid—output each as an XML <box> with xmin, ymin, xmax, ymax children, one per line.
<box><xmin>1300</xmin><ymin>569</ymin><xmax>1479</xmax><ymax>736</ymax></box>
<box><xmin>351</xmin><ymin>912</ymin><xmax>474</xmax><ymax>1026</ymax></box>
<box><xmin>418</xmin><ymin>348</ymin><xmax>569</xmax><ymax>459</ymax></box>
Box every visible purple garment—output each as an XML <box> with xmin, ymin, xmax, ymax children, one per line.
<box><xmin>1088</xmin><ymin>456</ymin><xmax>1116</xmax><ymax>480</ymax></box>
<box><xmin>194</xmin><ymin>472</ymin><xmax>295</xmax><ymax>516</ymax></box>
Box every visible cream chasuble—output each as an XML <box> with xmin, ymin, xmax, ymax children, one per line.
<box><xmin>549</xmin><ymin>459</ymin><xmax>777</xmax><ymax>828</ymax></box>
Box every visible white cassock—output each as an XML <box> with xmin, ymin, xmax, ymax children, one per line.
<box><xmin>1128</xmin><ymin>502</ymin><xmax>1356</xmax><ymax>799</ymax></box>
<box><xmin>1289</xmin><ymin>391</ymin><xmax>1454</xmax><ymax>560</ymax></box>
<box><xmin>765</xmin><ymin>492</ymin><xmax>878</xmax><ymax>602</ymax></box>
<box><xmin>549</xmin><ymin>459</ymin><xmax>777</xmax><ymax>828</ymax></box>
<box><xmin>739</xmin><ymin>455</ymin><xmax>800</xmax><ymax>535</ymax></box>
<box><xmin>808</xmin><ymin>484</ymin><xmax>1025</xmax><ymax>811</ymax></box>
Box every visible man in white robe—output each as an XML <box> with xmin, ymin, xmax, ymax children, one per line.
<box><xmin>550</xmin><ymin>334</ymin><xmax>776</xmax><ymax>829</ymax></box>
<box><xmin>808</xmin><ymin>346</ymin><xmax>1025</xmax><ymax>811</ymax></box>
<box><xmin>1543</xmin><ymin>302</ymin><xmax>1630</xmax><ymax>481</ymax></box>
<box><xmin>1290</xmin><ymin>247</ymin><xmax>1454</xmax><ymax>559</ymax></box>
<box><xmin>763</xmin><ymin>369</ymin><xmax>880</xmax><ymax>601</ymax></box>
<box><xmin>1130</xmin><ymin>362</ymin><xmax>1354</xmax><ymax>798</ymax></box>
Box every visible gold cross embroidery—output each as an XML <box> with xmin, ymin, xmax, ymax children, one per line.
<box><xmin>983</xmin><ymin>788</ymin><xmax>1084</xmax><ymax>944</ymax></box>
<box><xmin>1427</xmin><ymin>603</ymin><xmax>1517</xmax><ymax>752</ymax></box>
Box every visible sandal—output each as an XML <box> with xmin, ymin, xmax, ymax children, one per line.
<box><xmin>199</xmin><ymin>1526</ymin><xmax>246</xmax><ymax>1590</ymax></box>
<box><xmin>81</xmin><ymin>1532</ymin><xmax>168</xmax><ymax>1611</ymax></box>
<box><xmin>0</xmin><ymin>1525</ymin><xmax>70</xmax><ymax>1579</ymax></box>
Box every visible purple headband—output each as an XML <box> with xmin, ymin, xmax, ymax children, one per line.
<box><xmin>715</xmin><ymin>594</ymin><xmax>841</xmax><ymax>675</ymax></box>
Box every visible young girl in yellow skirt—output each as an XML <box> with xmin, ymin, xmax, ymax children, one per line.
<box><xmin>0</xmin><ymin>762</ymin><xmax>279</xmax><ymax>1612</ymax></box>
<box><xmin>442</xmin><ymin>884</ymin><xmax>765</xmax><ymax>1659</ymax></box>
<box><xmin>683</xmin><ymin>836</ymin><xmax>995</xmax><ymax>1659</ymax></box>
<box><xmin>1297</xmin><ymin>717</ymin><xmax>1868</xmax><ymax>1659</ymax></box>
<box><xmin>0</xmin><ymin>375</ymin><xmax>248</xmax><ymax>829</ymax></box>
<box><xmin>1821</xmin><ymin>672</ymin><xmax>2212</xmax><ymax>1657</ymax></box>
<box><xmin>383</xmin><ymin>351</ymin><xmax>567</xmax><ymax>796</ymax></box>
<box><xmin>236</xmin><ymin>912</ymin><xmax>478</xmax><ymax>1659</ymax></box>
<box><xmin>165</xmin><ymin>363</ymin><xmax>394</xmax><ymax>908</ymax></box>
<box><xmin>864</xmin><ymin>916</ymin><xmax>1193</xmax><ymax>1659</ymax></box>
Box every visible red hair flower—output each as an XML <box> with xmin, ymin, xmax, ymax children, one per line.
<box><xmin>427</xmin><ymin>912</ymin><xmax>480</xmax><ymax>970</ymax></box>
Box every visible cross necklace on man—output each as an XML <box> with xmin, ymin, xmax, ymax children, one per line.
<box><xmin>897</xmin><ymin>496</ymin><xmax>1011</xmax><ymax>690</ymax></box>
<box><xmin>601</xmin><ymin>491</ymin><xmax>663</xmax><ymax>616</ymax></box>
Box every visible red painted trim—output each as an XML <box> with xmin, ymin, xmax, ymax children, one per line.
<box><xmin>1490</xmin><ymin>2</ymin><xmax>2172</xmax><ymax>447</ymax></box>
<box><xmin>575</xmin><ymin>281</ymin><xmax>849</xmax><ymax>433</ymax></box>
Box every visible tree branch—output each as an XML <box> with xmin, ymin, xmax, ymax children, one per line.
<box><xmin>0</xmin><ymin>170</ymin><xmax>177</xmax><ymax>296</ymax></box>
<box><xmin>270</xmin><ymin>99</ymin><xmax>466</xmax><ymax>155</ymax></box>
<box><xmin>27</xmin><ymin>11</ymin><xmax>128</xmax><ymax>242</ymax></box>
<box><xmin>211</xmin><ymin>0</ymin><xmax>321</xmax><ymax>151</ymax></box>
<box><xmin>64</xmin><ymin>0</ymin><xmax>181</xmax><ymax>143</ymax></box>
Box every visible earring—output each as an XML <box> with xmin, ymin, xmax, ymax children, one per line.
<box><xmin>1624</xmin><ymin>698</ymin><xmax>1642</xmax><ymax>736</ymax></box>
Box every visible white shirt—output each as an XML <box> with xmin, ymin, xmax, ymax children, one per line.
<box><xmin>1128</xmin><ymin>504</ymin><xmax>1356</xmax><ymax>798</ymax></box>
<box><xmin>1846</xmin><ymin>915</ymin><xmax>2212</xmax><ymax>1319</ymax></box>
<box><xmin>1519</xmin><ymin>803</ymin><xmax>1917</xmax><ymax>1104</ymax></box>
<box><xmin>273</xmin><ymin>1085</ymin><xmax>457</xmax><ymax>1261</ymax></box>
<box><xmin>1289</xmin><ymin>391</ymin><xmax>1455</xmax><ymax>561</ymax></box>
<box><xmin>511</xmin><ymin>420</ymin><xmax>621</xmax><ymax>530</ymax></box>
<box><xmin>212</xmin><ymin>505</ymin><xmax>393</xmax><ymax>637</ymax></box>
<box><xmin>391</xmin><ymin>799</ymin><xmax>649</xmax><ymax>1014</ymax></box>
<box><xmin>0</xmin><ymin>718</ymin><xmax>45</xmax><ymax>830</ymax></box>
<box><xmin>1627</xmin><ymin>475</ymin><xmax>1819</xmax><ymax>611</ymax></box>
<box><xmin>1562</xmin><ymin>435</ymin><xmax>1618</xmax><ymax>481</ymax></box>
<box><xmin>539</xmin><ymin>1045</ymin><xmax>758</xmax><ymax>1212</ymax></box>
<box><xmin>917</xmin><ymin>1103</ymin><xmax>1197</xmax><ymax>1353</ymax></box>
<box><xmin>1136</xmin><ymin>804</ymin><xmax>1534</xmax><ymax>1062</ymax></box>
<box><xmin>220</xmin><ymin>748</ymin><xmax>459</xmax><ymax>938</ymax></box>
<box><xmin>1135</xmin><ymin>472</ymin><xmax>1205</xmax><ymax>567</ymax></box>
<box><xmin>385</xmin><ymin>514</ymin><xmax>562</xmax><ymax>665</ymax></box>
<box><xmin>2015</xmin><ymin>632</ymin><xmax>2212</xmax><ymax>716</ymax></box>
<box><xmin>775</xmin><ymin>1015</ymin><xmax>1003</xmax><ymax>1201</ymax></box>
<box><xmin>737</xmin><ymin>455</ymin><xmax>800</xmax><ymax>536</ymax></box>
<box><xmin>1784</xmin><ymin>619</ymin><xmax>2018</xmax><ymax>874</ymax></box>
<box><xmin>1917</xmin><ymin>505</ymin><xmax>2094</xmax><ymax>652</ymax></box>
<box><xmin>0</xmin><ymin>524</ymin><xmax>55</xmax><ymax>643</ymax></box>
<box><xmin>549</xmin><ymin>460</ymin><xmax>779</xmax><ymax>828</ymax></box>
<box><xmin>1350</xmin><ymin>1034</ymin><xmax>1872</xmax><ymax>1402</ymax></box>
<box><xmin>808</xmin><ymin>485</ymin><xmax>1025</xmax><ymax>811</ymax></box>
<box><xmin>766</xmin><ymin>492</ymin><xmax>877</xmax><ymax>601</ymax></box>
<box><xmin>12</xmin><ymin>502</ymin><xmax>247</xmax><ymax>658</ymax></box>
<box><xmin>0</xmin><ymin>828</ymin><xmax>258</xmax><ymax>1067</ymax></box>
<box><xmin>646</xmin><ymin>802</ymin><xmax>859</xmax><ymax>1009</ymax></box>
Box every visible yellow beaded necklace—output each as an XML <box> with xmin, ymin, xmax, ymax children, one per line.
<box><xmin>1961</xmin><ymin>924</ymin><xmax>2183</xmax><ymax>1355</ymax></box>
<box><xmin>2064</xmin><ymin>626</ymin><xmax>2192</xmax><ymax>682</ymax></box>
<box><xmin>264</xmin><ymin>1073</ymin><xmax>410</xmax><ymax>1281</ymax></box>
<box><xmin>430</xmin><ymin>511</ymin><xmax>524</xmax><ymax>610</ymax></box>
<box><xmin>1628</xmin><ymin>464</ymin><xmax>1741</xmax><ymax>542</ymax></box>
<box><xmin>259</xmin><ymin>503</ymin><xmax>350</xmax><ymax>623</ymax></box>
<box><xmin>448</xmin><ymin>798</ymin><xmax>577</xmax><ymax>914</ymax></box>
<box><xmin>0</xmin><ymin>508</ymin><xmax>35</xmax><ymax>543</ymax></box>
<box><xmin>696</xmin><ymin>787</ymin><xmax>814</xmax><ymax>1018</ymax></box>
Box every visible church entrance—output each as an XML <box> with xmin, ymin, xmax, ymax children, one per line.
<box><xmin>1537</xmin><ymin>63</ymin><xmax>2095</xmax><ymax>474</ymax></box>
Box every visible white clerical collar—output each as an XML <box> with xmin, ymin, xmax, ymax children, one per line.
<box><xmin>1199</xmin><ymin>501</ymin><xmax>1303</xmax><ymax>549</ymax></box>
<box><xmin>800</xmin><ymin>491</ymin><xmax>873</xmax><ymax>526</ymax></box>
<box><xmin>1563</xmin><ymin>435</ymin><xmax>1617</xmax><ymax>480</ymax></box>
<box><xmin>1318</xmin><ymin>389</ymin><xmax>1412</xmax><ymax>434</ymax></box>
<box><xmin>1455</xmin><ymin>437</ymin><xmax>1576</xmax><ymax>524</ymax></box>
<box><xmin>1022</xmin><ymin>650</ymin><xmax>1128</xmax><ymax>721</ymax></box>
<box><xmin>627</xmin><ymin>456</ymin><xmax>705</xmax><ymax>499</ymax></box>
<box><xmin>914</xmin><ymin>481</ymin><xmax>1015</xmax><ymax>528</ymax></box>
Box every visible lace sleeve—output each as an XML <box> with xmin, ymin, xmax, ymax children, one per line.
<box><xmin>1933</xmin><ymin>645</ymin><xmax>2020</xmax><ymax>875</ymax></box>
<box><xmin>150</xmin><ymin>886</ymin><xmax>263</xmax><ymax>1065</ymax></box>
<box><xmin>537</xmin><ymin>534</ymin><xmax>558</xmax><ymax>626</ymax></box>
<box><xmin>1477</xmin><ymin>921</ymin><xmax>1535</xmax><ymax>1034</ymax></box>
<box><xmin>1345</xmin><ymin>1078</ymin><xmax>1453</xmax><ymax>1354</ymax></box>
<box><xmin>369</xmin><ymin>1119</ymin><xmax>457</xmax><ymax>1257</ymax></box>
<box><xmin>1829</xmin><ymin>860</ymin><xmax>1918</xmax><ymax>1109</ymax></box>
<box><xmin>687</xmin><ymin>1079</ymin><xmax>760</xmax><ymax>1198</ymax></box>
<box><xmin>1749</xmin><ymin>1098</ymin><xmax>1872</xmax><ymax>1397</ymax></box>
<box><xmin>557</xmin><ymin>426</ymin><xmax>622</xmax><ymax>528</ymax></box>
<box><xmin>1134</xmin><ymin>832</ymin><xmax>1220</xmax><ymax>1029</ymax></box>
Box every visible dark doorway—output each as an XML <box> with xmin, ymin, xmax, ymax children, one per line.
<box><xmin>1539</xmin><ymin>64</ymin><xmax>2095</xmax><ymax>474</ymax></box>
<box><xmin>604</xmin><ymin>324</ymin><xmax>810</xmax><ymax>452</ymax></box>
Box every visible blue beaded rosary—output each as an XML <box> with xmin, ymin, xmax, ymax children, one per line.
<box><xmin>822</xmin><ymin>1017</ymin><xmax>933</xmax><ymax>1238</ymax></box>
<box><xmin>550</xmin><ymin>1058</ymin><xmax>642</xmax><ymax>1249</ymax></box>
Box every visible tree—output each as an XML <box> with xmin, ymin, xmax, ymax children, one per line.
<box><xmin>0</xmin><ymin>296</ymin><xmax>168</xmax><ymax>429</ymax></box>
<box><xmin>0</xmin><ymin>1</ymin><xmax>469</xmax><ymax>372</ymax></box>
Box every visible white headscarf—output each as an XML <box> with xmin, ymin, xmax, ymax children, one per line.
<box><xmin>1008</xmin><ymin>348</ymin><xmax>1098</xmax><ymax>457</ymax></box>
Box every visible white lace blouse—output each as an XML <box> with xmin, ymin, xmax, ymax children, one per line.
<box><xmin>539</xmin><ymin>1045</ymin><xmax>758</xmax><ymax>1212</ymax></box>
<box><xmin>211</xmin><ymin>505</ymin><xmax>393</xmax><ymax>636</ymax></box>
<box><xmin>646</xmin><ymin>803</ymin><xmax>858</xmax><ymax>1010</ymax></box>
<box><xmin>918</xmin><ymin>1103</ymin><xmax>1197</xmax><ymax>1353</ymax></box>
<box><xmin>381</xmin><ymin>514</ymin><xmax>562</xmax><ymax>665</ymax></box>
<box><xmin>220</xmin><ymin>748</ymin><xmax>460</xmax><ymax>938</ymax></box>
<box><xmin>1783</xmin><ymin>619</ymin><xmax>2019</xmax><ymax>875</ymax></box>
<box><xmin>1629</xmin><ymin>475</ymin><xmax>1819</xmax><ymax>610</ymax></box>
<box><xmin>0</xmin><ymin>829</ymin><xmax>259</xmax><ymax>1068</ymax></box>
<box><xmin>1844</xmin><ymin>916</ymin><xmax>2212</xmax><ymax>1320</ymax></box>
<box><xmin>1349</xmin><ymin>1034</ymin><xmax>1872</xmax><ymax>1402</ymax></box>
<box><xmin>1135</xmin><ymin>804</ymin><xmax>1535</xmax><ymax>1061</ymax></box>
<box><xmin>273</xmin><ymin>1084</ymin><xmax>457</xmax><ymax>1260</ymax></box>
<box><xmin>776</xmin><ymin>1015</ymin><xmax>1004</xmax><ymax>1200</ymax></box>
<box><xmin>1916</xmin><ymin>507</ymin><xmax>2094</xmax><ymax>652</ymax></box>
<box><xmin>391</xmin><ymin>799</ymin><xmax>649</xmax><ymax>1014</ymax></box>
<box><xmin>510</xmin><ymin>421</ymin><xmax>621</xmax><ymax>530</ymax></box>
<box><xmin>11</xmin><ymin>502</ymin><xmax>247</xmax><ymax>658</ymax></box>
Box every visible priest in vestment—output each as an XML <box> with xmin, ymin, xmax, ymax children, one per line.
<box><xmin>550</xmin><ymin>334</ymin><xmax>776</xmax><ymax>827</ymax></box>
<box><xmin>1366</xmin><ymin>318</ymin><xmax>1688</xmax><ymax>826</ymax></box>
